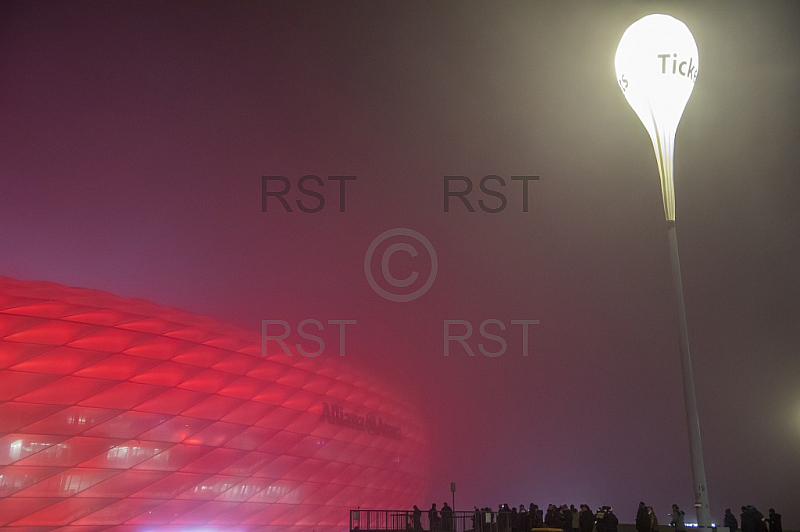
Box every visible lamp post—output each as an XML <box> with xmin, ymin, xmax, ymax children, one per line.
<box><xmin>614</xmin><ymin>14</ymin><xmax>711</xmax><ymax>529</ymax></box>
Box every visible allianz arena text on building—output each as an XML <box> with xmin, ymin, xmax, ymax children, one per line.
<box><xmin>0</xmin><ymin>276</ymin><xmax>430</xmax><ymax>531</ymax></box>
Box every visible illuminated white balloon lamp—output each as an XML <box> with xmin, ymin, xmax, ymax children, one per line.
<box><xmin>615</xmin><ymin>14</ymin><xmax>712</xmax><ymax>530</ymax></box>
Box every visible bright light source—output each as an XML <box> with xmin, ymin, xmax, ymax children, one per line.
<box><xmin>615</xmin><ymin>14</ymin><xmax>698</xmax><ymax>221</ymax></box>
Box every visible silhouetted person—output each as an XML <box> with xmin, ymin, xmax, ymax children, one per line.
<box><xmin>606</xmin><ymin>508</ymin><xmax>619</xmax><ymax>532</ymax></box>
<box><xmin>545</xmin><ymin>505</ymin><xmax>557</xmax><ymax>528</ymax></box>
<box><xmin>724</xmin><ymin>509</ymin><xmax>738</xmax><ymax>532</ymax></box>
<box><xmin>413</xmin><ymin>505</ymin><xmax>422</xmax><ymax>532</ymax></box>
<box><xmin>748</xmin><ymin>506</ymin><xmax>766</xmax><ymax>532</ymax></box>
<box><xmin>529</xmin><ymin>504</ymin><xmax>540</xmax><ymax>530</ymax></box>
<box><xmin>637</xmin><ymin>502</ymin><xmax>650</xmax><ymax>532</ymax></box>
<box><xmin>562</xmin><ymin>505</ymin><xmax>574</xmax><ymax>532</ymax></box>
<box><xmin>441</xmin><ymin>502</ymin><xmax>453</xmax><ymax>531</ymax></box>
<box><xmin>595</xmin><ymin>507</ymin><xmax>608</xmax><ymax>532</ymax></box>
<box><xmin>670</xmin><ymin>505</ymin><xmax>685</xmax><ymax>532</ymax></box>
<box><xmin>498</xmin><ymin>504</ymin><xmax>509</xmax><ymax>532</ymax></box>
<box><xmin>768</xmin><ymin>509</ymin><xmax>782</xmax><ymax>532</ymax></box>
<box><xmin>579</xmin><ymin>504</ymin><xmax>594</xmax><ymax>532</ymax></box>
<box><xmin>485</xmin><ymin>507</ymin><xmax>496</xmax><ymax>532</ymax></box>
<box><xmin>554</xmin><ymin>506</ymin><xmax>565</xmax><ymax>529</ymax></box>
<box><xmin>741</xmin><ymin>507</ymin><xmax>753</xmax><ymax>532</ymax></box>
<box><xmin>429</xmin><ymin>503</ymin><xmax>440</xmax><ymax>532</ymax></box>
<box><xmin>532</xmin><ymin>504</ymin><xmax>543</xmax><ymax>528</ymax></box>
<box><xmin>646</xmin><ymin>506</ymin><xmax>658</xmax><ymax>532</ymax></box>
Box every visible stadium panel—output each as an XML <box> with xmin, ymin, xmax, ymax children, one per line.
<box><xmin>0</xmin><ymin>276</ymin><xmax>430</xmax><ymax>531</ymax></box>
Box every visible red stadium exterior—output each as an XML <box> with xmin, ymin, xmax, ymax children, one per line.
<box><xmin>0</xmin><ymin>276</ymin><xmax>430</xmax><ymax>531</ymax></box>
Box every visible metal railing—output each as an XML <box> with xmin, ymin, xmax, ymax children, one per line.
<box><xmin>349</xmin><ymin>512</ymin><xmax>726</xmax><ymax>532</ymax></box>
<box><xmin>350</xmin><ymin>508</ymin><xmax>524</xmax><ymax>532</ymax></box>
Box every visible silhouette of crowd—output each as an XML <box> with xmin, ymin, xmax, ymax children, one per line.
<box><xmin>419</xmin><ymin>502</ymin><xmax>455</xmax><ymax>532</ymax></box>
<box><xmin>724</xmin><ymin>506</ymin><xmax>782</xmax><ymax>532</ymax></box>
<box><xmin>418</xmin><ymin>500</ymin><xmax>616</xmax><ymax>532</ymax></box>
<box><xmin>409</xmin><ymin>500</ymin><xmax>784</xmax><ymax>532</ymax></box>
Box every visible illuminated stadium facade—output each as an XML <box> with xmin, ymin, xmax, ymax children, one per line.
<box><xmin>0</xmin><ymin>276</ymin><xmax>430</xmax><ymax>530</ymax></box>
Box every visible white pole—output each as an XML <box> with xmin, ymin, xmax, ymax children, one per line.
<box><xmin>667</xmin><ymin>220</ymin><xmax>711</xmax><ymax>529</ymax></box>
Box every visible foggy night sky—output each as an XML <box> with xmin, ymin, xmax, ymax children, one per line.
<box><xmin>1</xmin><ymin>0</ymin><xmax>799</xmax><ymax>528</ymax></box>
